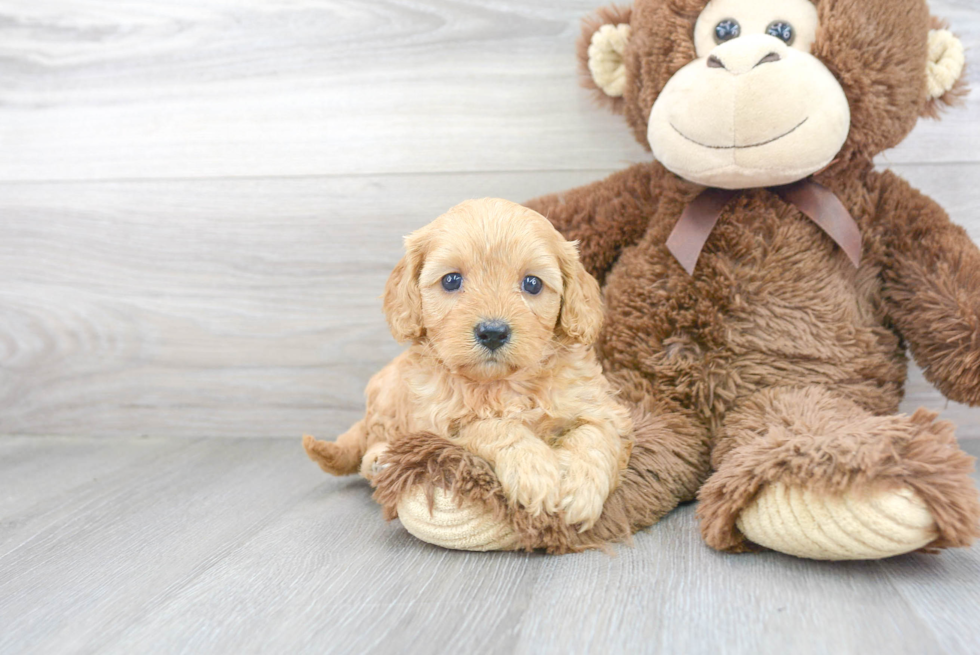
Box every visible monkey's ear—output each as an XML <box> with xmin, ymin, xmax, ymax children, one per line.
<box><xmin>382</xmin><ymin>229</ymin><xmax>430</xmax><ymax>343</ymax></box>
<box><xmin>921</xmin><ymin>21</ymin><xmax>968</xmax><ymax>119</ymax></box>
<box><xmin>578</xmin><ymin>4</ymin><xmax>633</xmax><ymax>112</ymax></box>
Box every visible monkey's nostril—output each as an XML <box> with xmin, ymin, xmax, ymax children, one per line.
<box><xmin>474</xmin><ymin>321</ymin><xmax>511</xmax><ymax>352</ymax></box>
<box><xmin>707</xmin><ymin>55</ymin><xmax>725</xmax><ymax>69</ymax></box>
<box><xmin>755</xmin><ymin>52</ymin><xmax>781</xmax><ymax>67</ymax></box>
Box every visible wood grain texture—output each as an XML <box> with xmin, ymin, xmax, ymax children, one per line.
<box><xmin>0</xmin><ymin>437</ymin><xmax>329</xmax><ymax>653</ymax></box>
<box><xmin>0</xmin><ymin>437</ymin><xmax>977</xmax><ymax>654</ymax></box>
<box><xmin>0</xmin><ymin>0</ymin><xmax>977</xmax><ymax>182</ymax></box>
<box><xmin>1</xmin><ymin>166</ymin><xmax>978</xmax><ymax>439</ymax></box>
<box><xmin>0</xmin><ymin>0</ymin><xmax>978</xmax><ymax>440</ymax></box>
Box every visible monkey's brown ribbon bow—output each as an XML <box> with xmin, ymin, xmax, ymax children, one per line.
<box><xmin>665</xmin><ymin>179</ymin><xmax>862</xmax><ymax>275</ymax></box>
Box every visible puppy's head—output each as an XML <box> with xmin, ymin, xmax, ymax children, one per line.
<box><xmin>383</xmin><ymin>198</ymin><xmax>603</xmax><ymax>380</ymax></box>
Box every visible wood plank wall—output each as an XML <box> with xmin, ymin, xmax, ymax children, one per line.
<box><xmin>1</xmin><ymin>0</ymin><xmax>978</xmax><ymax>438</ymax></box>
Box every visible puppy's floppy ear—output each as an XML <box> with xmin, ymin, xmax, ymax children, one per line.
<box><xmin>556</xmin><ymin>239</ymin><xmax>604</xmax><ymax>345</ymax></box>
<box><xmin>383</xmin><ymin>228</ymin><xmax>430</xmax><ymax>343</ymax></box>
<box><xmin>578</xmin><ymin>4</ymin><xmax>633</xmax><ymax>113</ymax></box>
<box><xmin>921</xmin><ymin>19</ymin><xmax>968</xmax><ymax>119</ymax></box>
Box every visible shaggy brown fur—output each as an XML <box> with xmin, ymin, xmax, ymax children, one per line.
<box><xmin>531</xmin><ymin>162</ymin><xmax>980</xmax><ymax>553</ymax></box>
<box><xmin>374</xmin><ymin>0</ymin><xmax>980</xmax><ymax>554</ymax></box>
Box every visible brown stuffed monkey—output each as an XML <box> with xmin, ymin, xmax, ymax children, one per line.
<box><xmin>372</xmin><ymin>0</ymin><xmax>980</xmax><ymax>559</ymax></box>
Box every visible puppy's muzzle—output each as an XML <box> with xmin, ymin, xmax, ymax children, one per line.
<box><xmin>474</xmin><ymin>320</ymin><xmax>510</xmax><ymax>352</ymax></box>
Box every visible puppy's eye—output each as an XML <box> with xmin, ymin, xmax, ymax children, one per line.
<box><xmin>522</xmin><ymin>275</ymin><xmax>542</xmax><ymax>295</ymax></box>
<box><xmin>441</xmin><ymin>273</ymin><xmax>462</xmax><ymax>292</ymax></box>
<box><xmin>714</xmin><ymin>19</ymin><xmax>740</xmax><ymax>44</ymax></box>
<box><xmin>766</xmin><ymin>21</ymin><xmax>794</xmax><ymax>45</ymax></box>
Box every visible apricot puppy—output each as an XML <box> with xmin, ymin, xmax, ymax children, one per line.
<box><xmin>304</xmin><ymin>198</ymin><xmax>633</xmax><ymax>530</ymax></box>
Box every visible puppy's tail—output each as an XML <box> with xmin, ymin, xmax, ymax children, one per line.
<box><xmin>303</xmin><ymin>425</ymin><xmax>366</xmax><ymax>476</ymax></box>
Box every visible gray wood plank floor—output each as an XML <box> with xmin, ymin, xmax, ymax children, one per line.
<box><xmin>0</xmin><ymin>437</ymin><xmax>978</xmax><ymax>655</ymax></box>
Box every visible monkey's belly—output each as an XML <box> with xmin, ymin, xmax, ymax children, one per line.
<box><xmin>597</xmin><ymin>214</ymin><xmax>907</xmax><ymax>416</ymax></box>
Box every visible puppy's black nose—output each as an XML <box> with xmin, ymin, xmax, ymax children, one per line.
<box><xmin>474</xmin><ymin>321</ymin><xmax>510</xmax><ymax>351</ymax></box>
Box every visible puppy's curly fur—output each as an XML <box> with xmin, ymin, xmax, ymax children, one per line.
<box><xmin>304</xmin><ymin>199</ymin><xmax>633</xmax><ymax>530</ymax></box>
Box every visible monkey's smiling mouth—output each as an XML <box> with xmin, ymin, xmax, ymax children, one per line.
<box><xmin>670</xmin><ymin>117</ymin><xmax>809</xmax><ymax>150</ymax></box>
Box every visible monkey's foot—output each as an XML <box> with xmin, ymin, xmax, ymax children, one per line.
<box><xmin>396</xmin><ymin>486</ymin><xmax>520</xmax><ymax>552</ymax></box>
<box><xmin>736</xmin><ymin>483</ymin><xmax>937</xmax><ymax>560</ymax></box>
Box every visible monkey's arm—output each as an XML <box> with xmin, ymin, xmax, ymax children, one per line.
<box><xmin>873</xmin><ymin>170</ymin><xmax>980</xmax><ymax>406</ymax></box>
<box><xmin>525</xmin><ymin>162</ymin><xmax>663</xmax><ymax>284</ymax></box>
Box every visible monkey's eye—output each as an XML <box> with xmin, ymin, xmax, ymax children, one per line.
<box><xmin>441</xmin><ymin>273</ymin><xmax>462</xmax><ymax>292</ymax></box>
<box><xmin>766</xmin><ymin>21</ymin><xmax>794</xmax><ymax>45</ymax></box>
<box><xmin>522</xmin><ymin>275</ymin><xmax>542</xmax><ymax>295</ymax></box>
<box><xmin>714</xmin><ymin>19</ymin><xmax>740</xmax><ymax>44</ymax></box>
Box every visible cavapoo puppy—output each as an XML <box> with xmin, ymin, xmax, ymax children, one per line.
<box><xmin>304</xmin><ymin>198</ymin><xmax>632</xmax><ymax>530</ymax></box>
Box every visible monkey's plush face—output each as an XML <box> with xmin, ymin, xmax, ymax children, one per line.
<box><xmin>647</xmin><ymin>0</ymin><xmax>850</xmax><ymax>189</ymax></box>
<box><xmin>579</xmin><ymin>0</ymin><xmax>966</xmax><ymax>189</ymax></box>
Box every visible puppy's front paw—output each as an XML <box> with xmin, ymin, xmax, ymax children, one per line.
<box><xmin>557</xmin><ymin>456</ymin><xmax>611</xmax><ymax>531</ymax></box>
<box><xmin>495</xmin><ymin>453</ymin><xmax>561</xmax><ymax>517</ymax></box>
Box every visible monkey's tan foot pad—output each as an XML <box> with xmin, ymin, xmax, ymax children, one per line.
<box><xmin>736</xmin><ymin>483</ymin><xmax>937</xmax><ymax>560</ymax></box>
<box><xmin>396</xmin><ymin>486</ymin><xmax>521</xmax><ymax>551</ymax></box>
